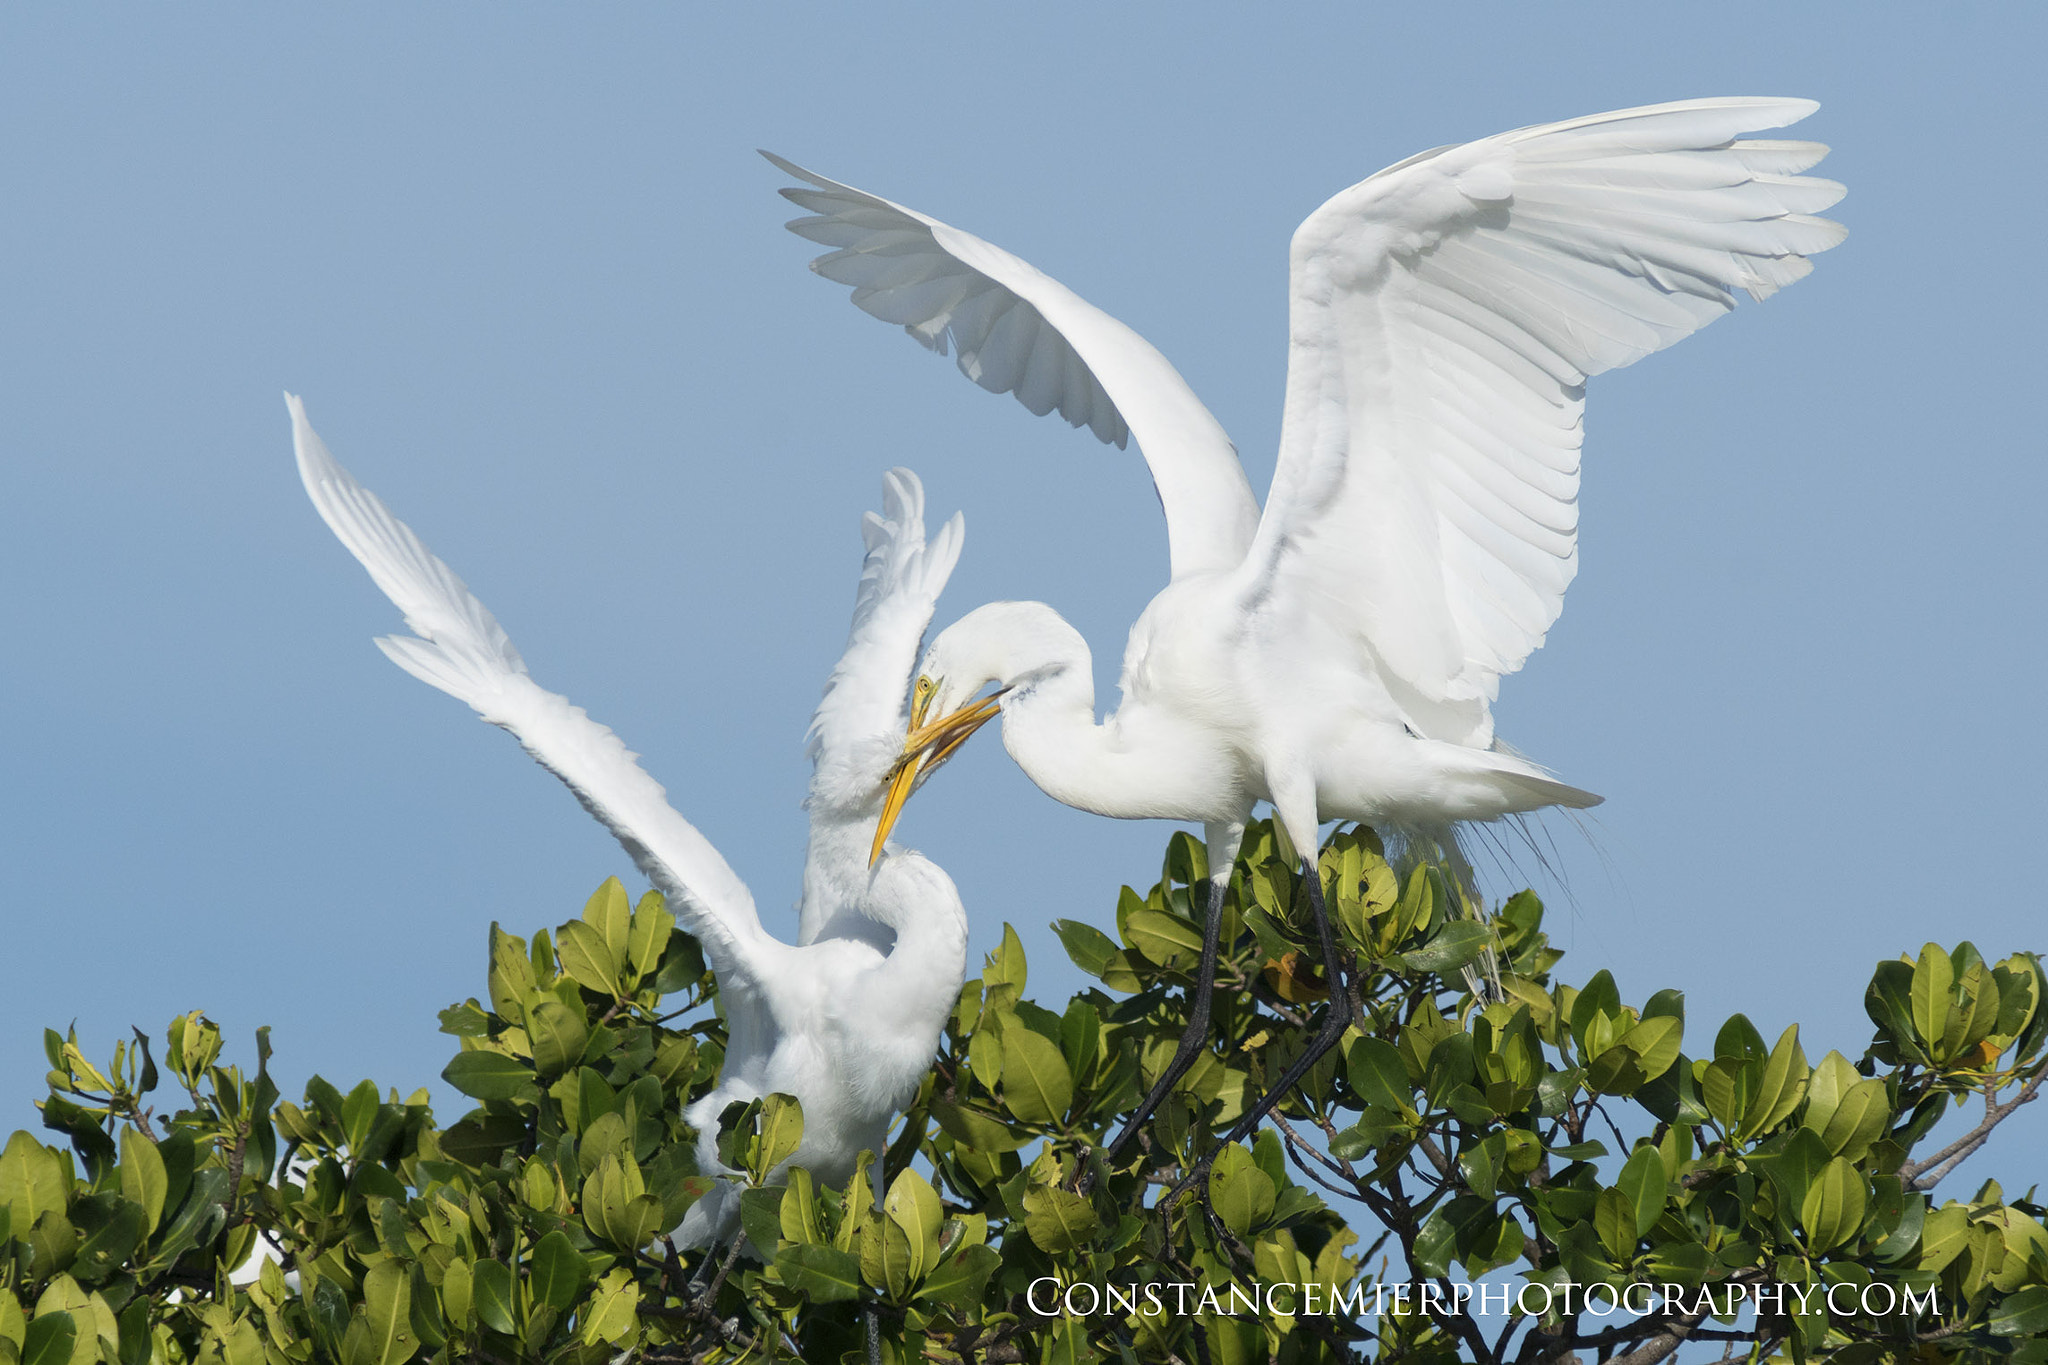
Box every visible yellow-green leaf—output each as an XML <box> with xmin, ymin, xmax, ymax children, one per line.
<box><xmin>116</xmin><ymin>1130</ymin><xmax>166</xmax><ymax>1234</ymax></box>
<box><xmin>883</xmin><ymin>1169</ymin><xmax>944</xmax><ymax>1283</ymax></box>
<box><xmin>999</xmin><ymin>1028</ymin><xmax>1072</xmax><ymax>1125</ymax></box>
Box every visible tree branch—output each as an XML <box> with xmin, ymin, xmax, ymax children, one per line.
<box><xmin>1899</xmin><ymin>1071</ymin><xmax>2045</xmax><ymax>1191</ymax></box>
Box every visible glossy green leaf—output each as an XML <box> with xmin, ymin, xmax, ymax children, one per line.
<box><xmin>441</xmin><ymin>1050</ymin><xmax>538</xmax><ymax>1104</ymax></box>
<box><xmin>362</xmin><ymin>1259</ymin><xmax>419</xmax><ymax>1365</ymax></box>
<box><xmin>470</xmin><ymin>1260</ymin><xmax>516</xmax><ymax>1335</ymax></box>
<box><xmin>1910</xmin><ymin>943</ymin><xmax>1954</xmax><ymax>1051</ymax></box>
<box><xmin>775</xmin><ymin>1244</ymin><xmax>863</xmax><ymax>1303</ymax></box>
<box><xmin>582</xmin><ymin>877</ymin><xmax>633</xmax><ymax>971</ymax></box>
<box><xmin>1021</xmin><ymin>1183</ymin><xmax>1097</xmax><ymax>1254</ymax></box>
<box><xmin>19</xmin><ymin>1313</ymin><xmax>75</xmax><ymax>1365</ymax></box>
<box><xmin>1801</xmin><ymin>1156</ymin><xmax>1868</xmax><ymax>1253</ymax></box>
<box><xmin>555</xmin><ymin>919</ymin><xmax>621</xmax><ymax>997</ymax></box>
<box><xmin>579</xmin><ymin>1267</ymin><xmax>640</xmax><ymax>1347</ymax></box>
<box><xmin>884</xmin><ymin>1169</ymin><xmax>944</xmax><ymax>1282</ymax></box>
<box><xmin>1052</xmin><ymin>919</ymin><xmax>1118</xmax><ymax>979</ymax></box>
<box><xmin>999</xmin><ymin>1026</ymin><xmax>1072</xmax><ymax>1124</ymax></box>
<box><xmin>528</xmin><ymin>1230</ymin><xmax>586</xmax><ymax>1313</ymax></box>
<box><xmin>526</xmin><ymin>1001</ymin><xmax>588</xmax><ymax>1081</ymax></box>
<box><xmin>116</xmin><ymin>1129</ymin><xmax>166</xmax><ymax>1237</ymax></box>
<box><xmin>915</xmin><ymin>1241</ymin><xmax>1001</xmax><ymax>1307</ymax></box>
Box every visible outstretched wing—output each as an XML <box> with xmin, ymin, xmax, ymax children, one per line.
<box><xmin>288</xmin><ymin>395</ymin><xmax>771</xmax><ymax>978</ymax></box>
<box><xmin>768</xmin><ymin>152</ymin><xmax>1261</xmax><ymax>582</ymax></box>
<box><xmin>1246</xmin><ymin>98</ymin><xmax>1845</xmax><ymax>746</ymax></box>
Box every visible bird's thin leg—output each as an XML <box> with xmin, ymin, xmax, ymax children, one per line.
<box><xmin>1096</xmin><ymin>871</ymin><xmax>1230</xmax><ymax>1173</ymax></box>
<box><xmin>1163</xmin><ymin>857</ymin><xmax>1353</xmax><ymax>1207</ymax></box>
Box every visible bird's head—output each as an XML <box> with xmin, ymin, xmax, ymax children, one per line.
<box><xmin>866</xmin><ymin>607</ymin><xmax>1040</xmax><ymax>865</ymax></box>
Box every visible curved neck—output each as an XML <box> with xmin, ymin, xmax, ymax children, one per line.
<box><xmin>998</xmin><ymin>636</ymin><xmax>1239</xmax><ymax>824</ymax></box>
<box><xmin>856</xmin><ymin>857</ymin><xmax>969</xmax><ymax>1019</ymax></box>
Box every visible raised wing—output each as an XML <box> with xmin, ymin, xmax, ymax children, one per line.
<box><xmin>1248</xmin><ymin>98</ymin><xmax>1844</xmax><ymax>745</ymax></box>
<box><xmin>767</xmin><ymin>152</ymin><xmax>1261</xmax><ymax>582</ymax></box>
<box><xmin>796</xmin><ymin>468</ymin><xmax>960</xmax><ymax>945</ymax></box>
<box><xmin>288</xmin><ymin>395</ymin><xmax>770</xmax><ymax>977</ymax></box>
<box><xmin>805</xmin><ymin>467</ymin><xmax>962</xmax><ymax>801</ymax></box>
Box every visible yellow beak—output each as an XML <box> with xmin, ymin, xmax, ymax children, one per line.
<box><xmin>867</xmin><ymin>690</ymin><xmax>1006</xmax><ymax>865</ymax></box>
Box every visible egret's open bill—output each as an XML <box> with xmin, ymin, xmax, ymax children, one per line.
<box><xmin>869</xmin><ymin>687</ymin><xmax>1005</xmax><ymax>865</ymax></box>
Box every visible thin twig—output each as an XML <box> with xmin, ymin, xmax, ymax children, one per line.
<box><xmin>1898</xmin><ymin>1071</ymin><xmax>2045</xmax><ymax>1191</ymax></box>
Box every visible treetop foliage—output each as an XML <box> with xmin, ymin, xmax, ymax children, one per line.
<box><xmin>4</xmin><ymin>822</ymin><xmax>2045</xmax><ymax>1363</ymax></box>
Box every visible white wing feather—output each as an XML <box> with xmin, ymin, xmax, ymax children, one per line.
<box><xmin>794</xmin><ymin>467</ymin><xmax>961</xmax><ymax>946</ymax></box>
<box><xmin>1248</xmin><ymin>98</ymin><xmax>1845</xmax><ymax>745</ymax></box>
<box><xmin>287</xmin><ymin>395</ymin><xmax>770</xmax><ymax>978</ymax></box>
<box><xmin>767</xmin><ymin>151</ymin><xmax>1261</xmax><ymax>582</ymax></box>
<box><xmin>804</xmin><ymin>466</ymin><xmax>961</xmax><ymax>792</ymax></box>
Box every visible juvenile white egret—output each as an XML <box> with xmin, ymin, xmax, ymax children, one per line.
<box><xmin>774</xmin><ymin>98</ymin><xmax>1846</xmax><ymax>1169</ymax></box>
<box><xmin>288</xmin><ymin>397</ymin><xmax>970</xmax><ymax>1246</ymax></box>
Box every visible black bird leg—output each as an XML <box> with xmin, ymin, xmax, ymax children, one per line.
<box><xmin>1163</xmin><ymin>855</ymin><xmax>1353</xmax><ymax>1208</ymax></box>
<box><xmin>1092</xmin><ymin>871</ymin><xmax>1230</xmax><ymax>1181</ymax></box>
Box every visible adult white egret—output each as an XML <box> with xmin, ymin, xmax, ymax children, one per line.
<box><xmin>773</xmin><ymin>97</ymin><xmax>1846</xmax><ymax>1171</ymax></box>
<box><xmin>288</xmin><ymin>397</ymin><xmax>970</xmax><ymax>1246</ymax></box>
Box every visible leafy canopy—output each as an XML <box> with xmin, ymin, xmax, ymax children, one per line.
<box><xmin>3</xmin><ymin>823</ymin><xmax>2045</xmax><ymax>1363</ymax></box>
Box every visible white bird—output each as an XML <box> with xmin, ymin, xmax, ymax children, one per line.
<box><xmin>288</xmin><ymin>397</ymin><xmax>970</xmax><ymax>1246</ymax></box>
<box><xmin>772</xmin><ymin>98</ymin><xmax>1846</xmax><ymax>1168</ymax></box>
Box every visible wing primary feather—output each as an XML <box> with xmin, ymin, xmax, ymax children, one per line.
<box><xmin>286</xmin><ymin>394</ymin><xmax>768</xmax><ymax>976</ymax></box>
<box><xmin>1252</xmin><ymin>97</ymin><xmax>1843</xmax><ymax>738</ymax></box>
<box><xmin>767</xmin><ymin>151</ymin><xmax>1256</xmax><ymax>579</ymax></box>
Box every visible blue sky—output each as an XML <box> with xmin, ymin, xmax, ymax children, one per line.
<box><xmin>2</xmin><ymin>8</ymin><xmax>2042</xmax><ymax>1174</ymax></box>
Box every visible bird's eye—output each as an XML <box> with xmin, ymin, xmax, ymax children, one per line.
<box><xmin>915</xmin><ymin>676</ymin><xmax>934</xmax><ymax>698</ymax></box>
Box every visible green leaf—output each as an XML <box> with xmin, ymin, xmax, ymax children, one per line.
<box><xmin>1800</xmin><ymin>1156</ymin><xmax>1868</xmax><ymax>1253</ymax></box>
<box><xmin>1345</xmin><ymin>1037</ymin><xmax>1411</xmax><ymax>1113</ymax></box>
<box><xmin>1123</xmin><ymin>909</ymin><xmax>1203</xmax><ymax>968</ymax></box>
<box><xmin>583</xmin><ymin>877</ymin><xmax>633</xmax><ymax>973</ymax></box>
<box><xmin>1570</xmin><ymin>970</ymin><xmax>1623</xmax><ymax>1050</ymax></box>
<box><xmin>1616</xmin><ymin>1145</ymin><xmax>1664</xmax><ymax>1239</ymax></box>
<box><xmin>1021</xmin><ymin>1184</ymin><xmax>1098</xmax><ymax>1254</ymax></box>
<box><xmin>555</xmin><ymin>920</ymin><xmax>621</xmax><ymax>997</ymax></box>
<box><xmin>751</xmin><ymin>1093</ymin><xmax>805</xmax><ymax>1183</ymax></box>
<box><xmin>115</xmin><ymin>1132</ymin><xmax>165</xmax><ymax>1235</ymax></box>
<box><xmin>486</xmin><ymin>923</ymin><xmax>538</xmax><ymax>1024</ymax></box>
<box><xmin>1738</xmin><ymin>1024</ymin><xmax>1807</xmax><ymax>1140</ymax></box>
<box><xmin>984</xmin><ymin>923</ymin><xmax>1027</xmax><ymax>995</ymax></box>
<box><xmin>526</xmin><ymin>1001</ymin><xmax>589</xmax><ymax>1081</ymax></box>
<box><xmin>579</xmin><ymin>1267</ymin><xmax>640</xmax><ymax>1347</ymax></box>
<box><xmin>72</xmin><ymin>1197</ymin><xmax>145</xmax><ymax>1283</ymax></box>
<box><xmin>441</xmin><ymin>1050</ymin><xmax>538</xmax><ymax>1104</ymax></box>
<box><xmin>1909</xmin><ymin>943</ymin><xmax>1954</xmax><ymax>1053</ymax></box>
<box><xmin>999</xmin><ymin>1027</ymin><xmax>1072</xmax><ymax>1124</ymax></box>
<box><xmin>774</xmin><ymin>1244</ymin><xmax>863</xmax><ymax>1303</ymax></box>
<box><xmin>1209</xmin><ymin>1150</ymin><xmax>1277</xmax><ymax>1238</ymax></box>
<box><xmin>1053</xmin><ymin>920</ymin><xmax>1118</xmax><ymax>979</ymax></box>
<box><xmin>362</xmin><ymin>1260</ymin><xmax>418</xmax><ymax>1365</ymax></box>
<box><xmin>440</xmin><ymin>1258</ymin><xmax>473</xmax><ymax>1333</ymax></box>
<box><xmin>1398</xmin><ymin>921</ymin><xmax>1491</xmax><ymax>975</ymax></box>
<box><xmin>739</xmin><ymin>1187</ymin><xmax>786</xmax><ymax>1257</ymax></box>
<box><xmin>20</xmin><ymin>1313</ymin><xmax>75</xmax><ymax>1365</ymax></box>
<box><xmin>528</xmin><ymin>1230</ymin><xmax>586</xmax><ymax>1313</ymax></box>
<box><xmin>779</xmin><ymin>1167</ymin><xmax>822</xmax><ymax>1245</ymax></box>
<box><xmin>929</xmin><ymin>1099</ymin><xmax>1026</xmax><ymax>1154</ymax></box>
<box><xmin>914</xmin><ymin>1242</ymin><xmax>1001</xmax><ymax>1308</ymax></box>
<box><xmin>1990</xmin><ymin>1285</ymin><xmax>2048</xmax><ymax>1337</ymax></box>
<box><xmin>0</xmin><ymin>1133</ymin><xmax>67</xmax><ymax>1235</ymax></box>
<box><xmin>1592</xmin><ymin>1187</ymin><xmax>1635</xmax><ymax>1263</ymax></box>
<box><xmin>471</xmin><ymin>1261</ymin><xmax>516</xmax><ymax>1335</ymax></box>
<box><xmin>626</xmin><ymin>893</ymin><xmax>675</xmax><ymax>986</ymax></box>
<box><xmin>884</xmin><ymin>1169</ymin><xmax>944</xmax><ymax>1283</ymax></box>
<box><xmin>1588</xmin><ymin>1014</ymin><xmax>1682</xmax><ymax>1095</ymax></box>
